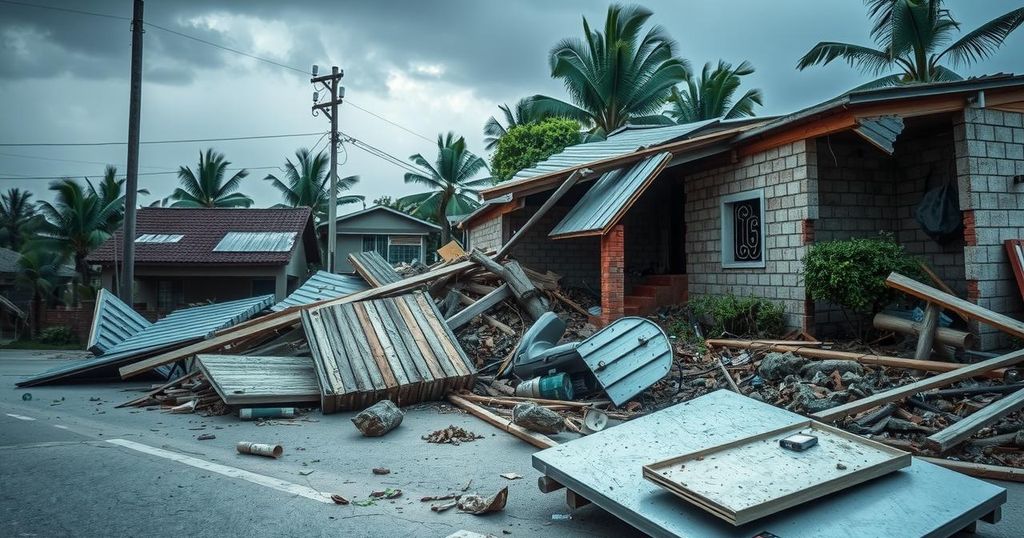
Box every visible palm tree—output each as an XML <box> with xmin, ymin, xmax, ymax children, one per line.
<box><xmin>665</xmin><ymin>60</ymin><xmax>764</xmax><ymax>124</ymax></box>
<box><xmin>171</xmin><ymin>149</ymin><xmax>254</xmax><ymax>208</ymax></box>
<box><xmin>91</xmin><ymin>165</ymin><xmax>149</xmax><ymax>233</ymax></box>
<box><xmin>399</xmin><ymin>132</ymin><xmax>490</xmax><ymax>244</ymax></box>
<box><xmin>264</xmin><ymin>148</ymin><xmax>363</xmax><ymax>224</ymax></box>
<box><xmin>528</xmin><ymin>4</ymin><xmax>690</xmax><ymax>138</ymax></box>
<box><xmin>797</xmin><ymin>0</ymin><xmax>1024</xmax><ymax>88</ymax></box>
<box><xmin>16</xmin><ymin>244</ymin><xmax>67</xmax><ymax>336</ymax></box>
<box><xmin>36</xmin><ymin>178</ymin><xmax>122</xmax><ymax>304</ymax></box>
<box><xmin>483</xmin><ymin>98</ymin><xmax>547</xmax><ymax>151</ymax></box>
<box><xmin>0</xmin><ymin>188</ymin><xmax>39</xmax><ymax>251</ymax></box>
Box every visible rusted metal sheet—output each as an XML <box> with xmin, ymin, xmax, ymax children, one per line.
<box><xmin>301</xmin><ymin>291</ymin><xmax>476</xmax><ymax>412</ymax></box>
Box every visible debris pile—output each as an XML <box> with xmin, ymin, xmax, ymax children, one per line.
<box><xmin>422</xmin><ymin>425</ymin><xmax>484</xmax><ymax>445</ymax></box>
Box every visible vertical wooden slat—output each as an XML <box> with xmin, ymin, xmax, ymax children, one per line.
<box><xmin>415</xmin><ymin>292</ymin><xmax>474</xmax><ymax>376</ymax></box>
<box><xmin>402</xmin><ymin>294</ymin><xmax>458</xmax><ymax>378</ymax></box>
<box><xmin>378</xmin><ymin>299</ymin><xmax>431</xmax><ymax>402</ymax></box>
<box><xmin>339</xmin><ymin>303</ymin><xmax>387</xmax><ymax>406</ymax></box>
<box><xmin>392</xmin><ymin>296</ymin><xmax>447</xmax><ymax>401</ymax></box>
<box><xmin>362</xmin><ymin>300</ymin><xmax>412</xmax><ymax>404</ymax></box>
<box><xmin>353</xmin><ymin>302</ymin><xmax>400</xmax><ymax>402</ymax></box>
<box><xmin>321</xmin><ymin>306</ymin><xmax>363</xmax><ymax>396</ymax></box>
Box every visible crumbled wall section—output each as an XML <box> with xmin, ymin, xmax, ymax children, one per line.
<box><xmin>467</xmin><ymin>213</ymin><xmax>502</xmax><ymax>252</ymax></box>
<box><xmin>955</xmin><ymin>107</ymin><xmax>1024</xmax><ymax>350</ymax></box>
<box><xmin>684</xmin><ymin>140</ymin><xmax>818</xmax><ymax>330</ymax></box>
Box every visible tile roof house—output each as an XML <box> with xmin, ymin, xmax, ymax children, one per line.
<box><xmin>461</xmin><ymin>75</ymin><xmax>1024</xmax><ymax>351</ymax></box>
<box><xmin>88</xmin><ymin>207</ymin><xmax>320</xmax><ymax>311</ymax></box>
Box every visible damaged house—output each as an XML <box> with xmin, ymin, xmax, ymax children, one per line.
<box><xmin>461</xmin><ymin>75</ymin><xmax>1024</xmax><ymax>350</ymax></box>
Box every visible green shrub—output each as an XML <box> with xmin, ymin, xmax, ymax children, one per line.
<box><xmin>689</xmin><ymin>294</ymin><xmax>785</xmax><ymax>338</ymax></box>
<box><xmin>803</xmin><ymin>235</ymin><xmax>923</xmax><ymax>318</ymax></box>
<box><xmin>490</xmin><ymin>118</ymin><xmax>581</xmax><ymax>182</ymax></box>
<box><xmin>38</xmin><ymin>326</ymin><xmax>77</xmax><ymax>345</ymax></box>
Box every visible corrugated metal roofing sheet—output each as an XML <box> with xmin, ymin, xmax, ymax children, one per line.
<box><xmin>213</xmin><ymin>231</ymin><xmax>297</xmax><ymax>252</ymax></box>
<box><xmin>576</xmin><ymin>316</ymin><xmax>673</xmax><ymax>406</ymax></box>
<box><xmin>271</xmin><ymin>271</ymin><xmax>369</xmax><ymax>312</ymax></box>
<box><xmin>349</xmin><ymin>251</ymin><xmax>402</xmax><ymax>287</ymax></box>
<box><xmin>511</xmin><ymin>119</ymin><xmax>717</xmax><ymax>182</ymax></box>
<box><xmin>87</xmin><ymin>288</ymin><xmax>152</xmax><ymax>355</ymax></box>
<box><xmin>16</xmin><ymin>294</ymin><xmax>274</xmax><ymax>387</ymax></box>
<box><xmin>549</xmin><ymin>152</ymin><xmax>673</xmax><ymax>238</ymax></box>
<box><xmin>853</xmin><ymin>115</ymin><xmax>905</xmax><ymax>155</ymax></box>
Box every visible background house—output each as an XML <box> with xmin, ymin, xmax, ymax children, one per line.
<box><xmin>88</xmin><ymin>207</ymin><xmax>319</xmax><ymax>313</ymax></box>
<box><xmin>323</xmin><ymin>205</ymin><xmax>441</xmax><ymax>273</ymax></box>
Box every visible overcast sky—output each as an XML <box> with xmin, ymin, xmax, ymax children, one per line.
<box><xmin>1</xmin><ymin>0</ymin><xmax>1022</xmax><ymax>212</ymax></box>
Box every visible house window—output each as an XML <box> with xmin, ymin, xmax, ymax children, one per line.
<box><xmin>157</xmin><ymin>280</ymin><xmax>183</xmax><ymax>310</ymax></box>
<box><xmin>387</xmin><ymin>235</ymin><xmax>421</xmax><ymax>265</ymax></box>
<box><xmin>720</xmin><ymin>189</ymin><xmax>766</xmax><ymax>269</ymax></box>
<box><xmin>362</xmin><ymin>235</ymin><xmax>388</xmax><ymax>257</ymax></box>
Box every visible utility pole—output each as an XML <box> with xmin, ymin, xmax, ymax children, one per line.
<box><xmin>311</xmin><ymin>66</ymin><xmax>344</xmax><ymax>272</ymax></box>
<box><xmin>120</xmin><ymin>0</ymin><xmax>144</xmax><ymax>304</ymax></box>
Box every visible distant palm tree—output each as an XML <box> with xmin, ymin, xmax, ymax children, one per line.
<box><xmin>264</xmin><ymin>148</ymin><xmax>363</xmax><ymax>224</ymax></box>
<box><xmin>16</xmin><ymin>244</ymin><xmax>67</xmax><ymax>336</ymax></box>
<box><xmin>36</xmin><ymin>178</ymin><xmax>122</xmax><ymax>304</ymax></box>
<box><xmin>529</xmin><ymin>4</ymin><xmax>690</xmax><ymax>138</ymax></box>
<box><xmin>91</xmin><ymin>165</ymin><xmax>149</xmax><ymax>233</ymax></box>
<box><xmin>665</xmin><ymin>60</ymin><xmax>764</xmax><ymax>124</ymax></box>
<box><xmin>171</xmin><ymin>149</ymin><xmax>254</xmax><ymax>208</ymax></box>
<box><xmin>483</xmin><ymin>98</ymin><xmax>547</xmax><ymax>151</ymax></box>
<box><xmin>797</xmin><ymin>0</ymin><xmax>1024</xmax><ymax>88</ymax></box>
<box><xmin>399</xmin><ymin>132</ymin><xmax>490</xmax><ymax>244</ymax></box>
<box><xmin>0</xmin><ymin>188</ymin><xmax>38</xmax><ymax>251</ymax></box>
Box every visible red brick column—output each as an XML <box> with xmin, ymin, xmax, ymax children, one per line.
<box><xmin>600</xmin><ymin>224</ymin><xmax>625</xmax><ymax>326</ymax></box>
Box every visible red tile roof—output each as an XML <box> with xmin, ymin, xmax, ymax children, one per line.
<box><xmin>88</xmin><ymin>207</ymin><xmax>319</xmax><ymax>266</ymax></box>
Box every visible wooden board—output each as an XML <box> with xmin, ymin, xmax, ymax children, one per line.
<box><xmin>1006</xmin><ymin>239</ymin><xmax>1024</xmax><ymax>303</ymax></box>
<box><xmin>926</xmin><ymin>388</ymin><xmax>1024</xmax><ymax>452</ymax></box>
<box><xmin>349</xmin><ymin>250</ymin><xmax>402</xmax><ymax>287</ymax></box>
<box><xmin>302</xmin><ymin>291</ymin><xmax>476</xmax><ymax>412</ymax></box>
<box><xmin>195</xmin><ymin>354</ymin><xmax>320</xmax><ymax>406</ymax></box>
<box><xmin>642</xmin><ymin>420</ymin><xmax>911</xmax><ymax>526</ymax></box>
<box><xmin>886</xmin><ymin>272</ymin><xmax>1024</xmax><ymax>340</ymax></box>
<box><xmin>436</xmin><ymin>240</ymin><xmax>466</xmax><ymax>262</ymax></box>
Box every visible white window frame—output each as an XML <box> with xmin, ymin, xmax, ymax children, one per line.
<box><xmin>720</xmin><ymin>188</ymin><xmax>766</xmax><ymax>269</ymax></box>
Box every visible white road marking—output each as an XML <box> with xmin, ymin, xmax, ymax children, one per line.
<box><xmin>53</xmin><ymin>424</ymin><xmax>70</xmax><ymax>430</ymax></box>
<box><xmin>5</xmin><ymin>413</ymin><xmax>35</xmax><ymax>421</ymax></box>
<box><xmin>106</xmin><ymin>439</ymin><xmax>332</xmax><ymax>504</ymax></box>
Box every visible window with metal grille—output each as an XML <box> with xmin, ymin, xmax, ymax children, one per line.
<box><xmin>720</xmin><ymin>189</ymin><xmax>766</xmax><ymax>268</ymax></box>
<box><xmin>387</xmin><ymin>235</ymin><xmax>421</xmax><ymax>264</ymax></box>
<box><xmin>362</xmin><ymin>235</ymin><xmax>387</xmax><ymax>257</ymax></box>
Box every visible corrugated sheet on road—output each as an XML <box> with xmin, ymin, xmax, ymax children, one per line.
<box><xmin>549</xmin><ymin>152</ymin><xmax>673</xmax><ymax>238</ymax></box>
<box><xmin>17</xmin><ymin>295</ymin><xmax>274</xmax><ymax>387</ymax></box>
<box><xmin>271</xmin><ymin>271</ymin><xmax>369</xmax><ymax>312</ymax></box>
<box><xmin>576</xmin><ymin>316</ymin><xmax>673</xmax><ymax>406</ymax></box>
<box><xmin>87</xmin><ymin>288</ymin><xmax>152</xmax><ymax>355</ymax></box>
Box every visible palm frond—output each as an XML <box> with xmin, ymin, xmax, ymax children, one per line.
<box><xmin>939</xmin><ymin>7</ymin><xmax>1024</xmax><ymax>67</ymax></box>
<box><xmin>797</xmin><ymin>42</ymin><xmax>894</xmax><ymax>73</ymax></box>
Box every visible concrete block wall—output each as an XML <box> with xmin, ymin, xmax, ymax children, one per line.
<box><xmin>955</xmin><ymin>107</ymin><xmax>1024</xmax><ymax>350</ymax></box>
<box><xmin>467</xmin><ymin>213</ymin><xmax>502</xmax><ymax>252</ymax></box>
<box><xmin>683</xmin><ymin>140</ymin><xmax>818</xmax><ymax>330</ymax></box>
<box><xmin>507</xmin><ymin>205</ymin><xmax>601</xmax><ymax>289</ymax></box>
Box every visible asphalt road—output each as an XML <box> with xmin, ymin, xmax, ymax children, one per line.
<box><xmin>1</xmin><ymin>350</ymin><xmax>1022</xmax><ymax>538</ymax></box>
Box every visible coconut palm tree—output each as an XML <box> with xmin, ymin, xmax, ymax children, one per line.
<box><xmin>0</xmin><ymin>188</ymin><xmax>39</xmax><ymax>251</ymax></box>
<box><xmin>90</xmin><ymin>165</ymin><xmax>149</xmax><ymax>233</ymax></box>
<box><xmin>797</xmin><ymin>0</ymin><xmax>1024</xmax><ymax>88</ymax></box>
<box><xmin>264</xmin><ymin>148</ymin><xmax>363</xmax><ymax>224</ymax></box>
<box><xmin>665</xmin><ymin>60</ymin><xmax>764</xmax><ymax>124</ymax></box>
<box><xmin>398</xmin><ymin>132</ymin><xmax>490</xmax><ymax>244</ymax></box>
<box><xmin>171</xmin><ymin>149</ymin><xmax>253</xmax><ymax>208</ymax></box>
<box><xmin>528</xmin><ymin>4</ymin><xmax>690</xmax><ymax>138</ymax></box>
<box><xmin>36</xmin><ymin>178</ymin><xmax>123</xmax><ymax>304</ymax></box>
<box><xmin>483</xmin><ymin>98</ymin><xmax>547</xmax><ymax>151</ymax></box>
<box><xmin>16</xmin><ymin>244</ymin><xmax>67</xmax><ymax>336</ymax></box>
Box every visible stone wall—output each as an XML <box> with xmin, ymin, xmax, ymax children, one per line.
<box><xmin>956</xmin><ymin>107</ymin><xmax>1024</xmax><ymax>350</ymax></box>
<box><xmin>683</xmin><ymin>140</ymin><xmax>818</xmax><ymax>330</ymax></box>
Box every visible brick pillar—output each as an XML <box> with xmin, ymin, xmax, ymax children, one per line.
<box><xmin>600</xmin><ymin>224</ymin><xmax>625</xmax><ymax>327</ymax></box>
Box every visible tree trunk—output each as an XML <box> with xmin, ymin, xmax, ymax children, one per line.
<box><xmin>436</xmin><ymin>191</ymin><xmax>452</xmax><ymax>246</ymax></box>
<box><xmin>72</xmin><ymin>253</ymin><xmax>87</xmax><ymax>306</ymax></box>
<box><xmin>32</xmin><ymin>291</ymin><xmax>41</xmax><ymax>338</ymax></box>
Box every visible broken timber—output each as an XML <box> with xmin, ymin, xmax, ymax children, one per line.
<box><xmin>470</xmin><ymin>250</ymin><xmax>549</xmax><ymax>320</ymax></box>
<box><xmin>925</xmin><ymin>388</ymin><xmax>1024</xmax><ymax>452</ymax></box>
<box><xmin>887</xmin><ymin>272</ymin><xmax>1024</xmax><ymax>340</ymax></box>
<box><xmin>446</xmin><ymin>284</ymin><xmax>511</xmax><ymax>330</ymax></box>
<box><xmin>349</xmin><ymin>250</ymin><xmax>402</xmax><ymax>287</ymax></box>
<box><xmin>304</xmin><ymin>292</ymin><xmax>476</xmax><ymax>412</ymax></box>
<box><xmin>494</xmin><ymin>168</ymin><xmax>591</xmax><ymax>260</ymax></box>
<box><xmin>447</xmin><ymin>393</ymin><xmax>557</xmax><ymax>449</ymax></box>
<box><xmin>118</xmin><ymin>260</ymin><xmax>477</xmax><ymax>379</ymax></box>
<box><xmin>812</xmin><ymin>349</ymin><xmax>1024</xmax><ymax>422</ymax></box>
<box><xmin>196</xmin><ymin>354</ymin><xmax>320</xmax><ymax>406</ymax></box>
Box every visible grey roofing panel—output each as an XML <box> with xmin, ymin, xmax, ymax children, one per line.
<box><xmin>512</xmin><ymin>119</ymin><xmax>717</xmax><ymax>181</ymax></box>
<box><xmin>575</xmin><ymin>316</ymin><xmax>672</xmax><ymax>406</ymax></box>
<box><xmin>349</xmin><ymin>250</ymin><xmax>402</xmax><ymax>286</ymax></box>
<box><xmin>854</xmin><ymin>115</ymin><xmax>905</xmax><ymax>154</ymax></box>
<box><xmin>271</xmin><ymin>271</ymin><xmax>369</xmax><ymax>312</ymax></box>
<box><xmin>213</xmin><ymin>231</ymin><xmax>297</xmax><ymax>252</ymax></box>
<box><xmin>196</xmin><ymin>354</ymin><xmax>320</xmax><ymax>405</ymax></box>
<box><xmin>16</xmin><ymin>294</ymin><xmax>274</xmax><ymax>387</ymax></box>
<box><xmin>87</xmin><ymin>288</ymin><xmax>152</xmax><ymax>355</ymax></box>
<box><xmin>549</xmin><ymin>152</ymin><xmax>672</xmax><ymax>237</ymax></box>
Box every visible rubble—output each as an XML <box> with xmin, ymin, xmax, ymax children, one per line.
<box><xmin>511</xmin><ymin>402</ymin><xmax>564</xmax><ymax>434</ymax></box>
<box><xmin>352</xmin><ymin>400</ymin><xmax>404</xmax><ymax>437</ymax></box>
<box><xmin>422</xmin><ymin>425</ymin><xmax>484</xmax><ymax>445</ymax></box>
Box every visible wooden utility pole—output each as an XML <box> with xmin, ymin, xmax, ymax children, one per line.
<box><xmin>120</xmin><ymin>0</ymin><xmax>144</xmax><ymax>304</ymax></box>
<box><xmin>311</xmin><ymin>66</ymin><xmax>344</xmax><ymax>272</ymax></box>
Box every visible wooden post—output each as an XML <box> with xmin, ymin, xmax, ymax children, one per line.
<box><xmin>495</xmin><ymin>168</ymin><xmax>592</xmax><ymax>260</ymax></box>
<box><xmin>914</xmin><ymin>303</ymin><xmax>941</xmax><ymax>360</ymax></box>
<box><xmin>469</xmin><ymin>250</ymin><xmax>549</xmax><ymax>320</ymax></box>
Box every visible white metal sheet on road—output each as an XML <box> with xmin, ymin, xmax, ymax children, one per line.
<box><xmin>5</xmin><ymin>413</ymin><xmax>35</xmax><ymax>421</ymax></box>
<box><xmin>106</xmin><ymin>438</ymin><xmax>334</xmax><ymax>504</ymax></box>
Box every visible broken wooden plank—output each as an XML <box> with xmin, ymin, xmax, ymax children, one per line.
<box><xmin>196</xmin><ymin>355</ymin><xmax>320</xmax><ymax>406</ymax></box>
<box><xmin>552</xmin><ymin>291</ymin><xmax>589</xmax><ymax>317</ymax></box>
<box><xmin>447</xmin><ymin>284</ymin><xmax>511</xmax><ymax>330</ymax></box>
<box><xmin>886</xmin><ymin>272</ymin><xmax>1024</xmax><ymax>340</ymax></box>
<box><xmin>812</xmin><ymin>349</ymin><xmax>1024</xmax><ymax>422</ymax></box>
<box><xmin>437</xmin><ymin>240</ymin><xmax>466</xmax><ymax>262</ymax></box>
<box><xmin>349</xmin><ymin>251</ymin><xmax>402</xmax><ymax>287</ymax></box>
<box><xmin>446</xmin><ymin>393</ymin><xmax>556</xmax><ymax>450</ymax></box>
<box><xmin>494</xmin><ymin>168</ymin><xmax>592</xmax><ymax>260</ymax></box>
<box><xmin>115</xmin><ymin>371</ymin><xmax>199</xmax><ymax>408</ymax></box>
<box><xmin>705</xmin><ymin>339</ymin><xmax>1003</xmax><ymax>378</ymax></box>
<box><xmin>118</xmin><ymin>260</ymin><xmax>476</xmax><ymax>379</ymax></box>
<box><xmin>470</xmin><ymin>251</ymin><xmax>549</xmax><ymax>320</ymax></box>
<box><xmin>914</xmin><ymin>303</ymin><xmax>942</xmax><ymax>361</ymax></box>
<box><xmin>925</xmin><ymin>388</ymin><xmax>1024</xmax><ymax>452</ymax></box>
<box><xmin>917</xmin><ymin>261</ymin><xmax>970</xmax><ymax>323</ymax></box>
<box><xmin>919</xmin><ymin>457</ymin><xmax>1024</xmax><ymax>483</ymax></box>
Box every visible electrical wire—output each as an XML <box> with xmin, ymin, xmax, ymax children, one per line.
<box><xmin>344</xmin><ymin>101</ymin><xmax>434</xmax><ymax>143</ymax></box>
<box><xmin>0</xmin><ymin>132</ymin><xmax>324</xmax><ymax>148</ymax></box>
<box><xmin>0</xmin><ymin>166</ymin><xmax>283</xmax><ymax>181</ymax></box>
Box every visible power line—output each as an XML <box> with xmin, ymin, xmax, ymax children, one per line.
<box><xmin>0</xmin><ymin>166</ymin><xmax>283</xmax><ymax>181</ymax></box>
<box><xmin>0</xmin><ymin>132</ymin><xmax>324</xmax><ymax>147</ymax></box>
<box><xmin>0</xmin><ymin>0</ymin><xmax>127</xmax><ymax>20</ymax></box>
<box><xmin>344</xmin><ymin>101</ymin><xmax>434</xmax><ymax>143</ymax></box>
<box><xmin>144</xmin><ymin>21</ymin><xmax>310</xmax><ymax>76</ymax></box>
<box><xmin>0</xmin><ymin>150</ymin><xmax>176</xmax><ymax>171</ymax></box>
